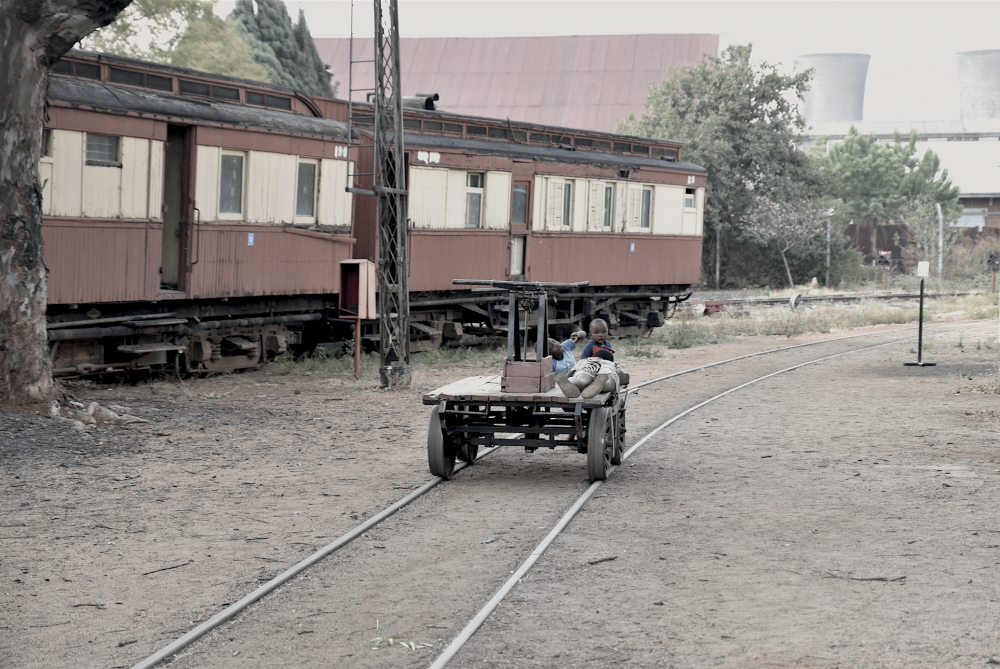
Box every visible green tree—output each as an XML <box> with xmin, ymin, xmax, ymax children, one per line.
<box><xmin>619</xmin><ymin>44</ymin><xmax>818</xmax><ymax>287</ymax></box>
<box><xmin>83</xmin><ymin>0</ymin><xmax>199</xmax><ymax>61</ymax></box>
<box><xmin>900</xmin><ymin>194</ymin><xmax>963</xmax><ymax>271</ymax></box>
<box><xmin>293</xmin><ymin>9</ymin><xmax>338</xmax><ymax>98</ymax></box>
<box><xmin>743</xmin><ymin>198</ymin><xmax>830</xmax><ymax>288</ymax></box>
<box><xmin>814</xmin><ymin>127</ymin><xmax>960</xmax><ymax>256</ymax></box>
<box><xmin>83</xmin><ymin>0</ymin><xmax>269</xmax><ymax>81</ymax></box>
<box><xmin>228</xmin><ymin>0</ymin><xmax>333</xmax><ymax>97</ymax></box>
<box><xmin>171</xmin><ymin>12</ymin><xmax>270</xmax><ymax>81</ymax></box>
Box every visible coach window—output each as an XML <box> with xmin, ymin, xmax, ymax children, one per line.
<box><xmin>641</xmin><ymin>186</ymin><xmax>653</xmax><ymax>229</ymax></box>
<box><xmin>296</xmin><ymin>159</ymin><xmax>318</xmax><ymax>220</ymax></box>
<box><xmin>562</xmin><ymin>180</ymin><xmax>573</xmax><ymax>227</ymax></box>
<box><xmin>465</xmin><ymin>172</ymin><xmax>484</xmax><ymax>228</ymax></box>
<box><xmin>684</xmin><ymin>188</ymin><xmax>696</xmax><ymax>210</ymax></box>
<box><xmin>219</xmin><ymin>151</ymin><xmax>245</xmax><ymax>219</ymax></box>
<box><xmin>511</xmin><ymin>184</ymin><xmax>528</xmax><ymax>227</ymax></box>
<box><xmin>85</xmin><ymin>133</ymin><xmax>120</xmax><ymax>166</ymax></box>
<box><xmin>603</xmin><ymin>185</ymin><xmax>614</xmax><ymax>228</ymax></box>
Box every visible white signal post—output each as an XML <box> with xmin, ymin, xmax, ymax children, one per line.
<box><xmin>904</xmin><ymin>261</ymin><xmax>935</xmax><ymax>367</ymax></box>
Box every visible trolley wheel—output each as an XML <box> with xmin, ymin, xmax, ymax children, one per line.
<box><xmin>611</xmin><ymin>409</ymin><xmax>626</xmax><ymax>465</ymax></box>
<box><xmin>458</xmin><ymin>442</ymin><xmax>478</xmax><ymax>463</ymax></box>
<box><xmin>587</xmin><ymin>407</ymin><xmax>613</xmax><ymax>482</ymax></box>
<box><xmin>427</xmin><ymin>406</ymin><xmax>456</xmax><ymax>479</ymax></box>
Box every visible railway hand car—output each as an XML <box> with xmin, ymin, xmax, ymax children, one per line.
<box><xmin>40</xmin><ymin>50</ymin><xmax>706</xmax><ymax>377</ymax></box>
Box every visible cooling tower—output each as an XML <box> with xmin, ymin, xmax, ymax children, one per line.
<box><xmin>957</xmin><ymin>50</ymin><xmax>1000</xmax><ymax>120</ymax></box>
<box><xmin>795</xmin><ymin>53</ymin><xmax>871</xmax><ymax>124</ymax></box>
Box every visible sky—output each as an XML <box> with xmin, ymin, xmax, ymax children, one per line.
<box><xmin>215</xmin><ymin>0</ymin><xmax>1000</xmax><ymax>122</ymax></box>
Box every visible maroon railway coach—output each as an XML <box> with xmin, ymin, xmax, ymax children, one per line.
<box><xmin>39</xmin><ymin>50</ymin><xmax>706</xmax><ymax>376</ymax></box>
<box><xmin>348</xmin><ymin>103</ymin><xmax>706</xmax><ymax>350</ymax></box>
<box><xmin>41</xmin><ymin>50</ymin><xmax>356</xmax><ymax>376</ymax></box>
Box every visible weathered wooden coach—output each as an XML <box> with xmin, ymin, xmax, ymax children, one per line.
<box><xmin>40</xmin><ymin>50</ymin><xmax>706</xmax><ymax>375</ymax></box>
<box><xmin>42</xmin><ymin>50</ymin><xmax>356</xmax><ymax>376</ymax></box>
<box><xmin>350</xmin><ymin>104</ymin><xmax>707</xmax><ymax>349</ymax></box>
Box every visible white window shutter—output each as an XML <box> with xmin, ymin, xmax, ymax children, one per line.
<box><xmin>483</xmin><ymin>171</ymin><xmax>512</xmax><ymax>229</ymax></box>
<box><xmin>549</xmin><ymin>179</ymin><xmax>563</xmax><ymax>229</ymax></box>
<box><xmin>445</xmin><ymin>169</ymin><xmax>467</xmax><ymax>229</ymax></box>
<box><xmin>573</xmin><ymin>179</ymin><xmax>587</xmax><ymax>231</ymax></box>
<box><xmin>532</xmin><ymin>175</ymin><xmax>545</xmax><ymax>230</ymax></box>
<box><xmin>587</xmin><ymin>181</ymin><xmax>602</xmax><ymax>230</ymax></box>
<box><xmin>615</xmin><ymin>182</ymin><xmax>627</xmax><ymax>231</ymax></box>
<box><xmin>409</xmin><ymin>166</ymin><xmax>449</xmax><ymax>229</ymax></box>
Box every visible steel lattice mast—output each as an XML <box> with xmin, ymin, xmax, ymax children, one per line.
<box><xmin>373</xmin><ymin>0</ymin><xmax>410</xmax><ymax>389</ymax></box>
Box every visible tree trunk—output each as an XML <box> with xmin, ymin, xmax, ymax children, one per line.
<box><xmin>715</xmin><ymin>226</ymin><xmax>721</xmax><ymax>288</ymax></box>
<box><xmin>0</xmin><ymin>0</ymin><xmax>133</xmax><ymax>407</ymax></box>
<box><xmin>780</xmin><ymin>249</ymin><xmax>795</xmax><ymax>288</ymax></box>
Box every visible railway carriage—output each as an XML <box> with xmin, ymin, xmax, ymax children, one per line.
<box><xmin>39</xmin><ymin>50</ymin><xmax>706</xmax><ymax>377</ymax></box>
<box><xmin>42</xmin><ymin>50</ymin><xmax>356</xmax><ymax>376</ymax></box>
<box><xmin>349</xmin><ymin>103</ymin><xmax>707</xmax><ymax>349</ymax></box>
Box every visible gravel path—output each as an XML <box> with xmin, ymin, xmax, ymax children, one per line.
<box><xmin>1</xmin><ymin>321</ymin><xmax>995</xmax><ymax>668</ymax></box>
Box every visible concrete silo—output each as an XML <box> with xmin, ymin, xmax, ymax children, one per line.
<box><xmin>795</xmin><ymin>53</ymin><xmax>871</xmax><ymax>124</ymax></box>
<box><xmin>957</xmin><ymin>50</ymin><xmax>1000</xmax><ymax>119</ymax></box>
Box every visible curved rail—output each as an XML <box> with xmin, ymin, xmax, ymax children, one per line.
<box><xmin>427</xmin><ymin>323</ymin><xmax>992</xmax><ymax>668</ymax></box>
<box><xmin>130</xmin><ymin>319</ymin><xmax>992</xmax><ymax>669</ymax></box>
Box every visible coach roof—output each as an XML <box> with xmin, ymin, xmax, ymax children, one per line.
<box><xmin>398</xmin><ymin>132</ymin><xmax>707</xmax><ymax>173</ymax></box>
<box><xmin>48</xmin><ymin>76</ymin><xmax>357</xmax><ymax>141</ymax></box>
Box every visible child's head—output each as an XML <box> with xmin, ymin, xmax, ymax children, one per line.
<box><xmin>548</xmin><ymin>338</ymin><xmax>564</xmax><ymax>359</ymax></box>
<box><xmin>594</xmin><ymin>348</ymin><xmax>614</xmax><ymax>362</ymax></box>
<box><xmin>589</xmin><ymin>318</ymin><xmax>609</xmax><ymax>345</ymax></box>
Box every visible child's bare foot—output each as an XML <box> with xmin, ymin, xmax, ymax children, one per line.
<box><xmin>581</xmin><ymin>374</ymin><xmax>609</xmax><ymax>398</ymax></box>
<box><xmin>555</xmin><ymin>374</ymin><xmax>580</xmax><ymax>398</ymax></box>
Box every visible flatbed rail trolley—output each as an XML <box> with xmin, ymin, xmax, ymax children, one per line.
<box><xmin>422</xmin><ymin>280</ymin><xmax>630</xmax><ymax>483</ymax></box>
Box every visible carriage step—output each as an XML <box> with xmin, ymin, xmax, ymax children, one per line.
<box><xmin>410</xmin><ymin>322</ymin><xmax>441</xmax><ymax>336</ymax></box>
<box><xmin>122</xmin><ymin>318</ymin><xmax>188</xmax><ymax>327</ymax></box>
<box><xmin>117</xmin><ymin>343</ymin><xmax>185</xmax><ymax>355</ymax></box>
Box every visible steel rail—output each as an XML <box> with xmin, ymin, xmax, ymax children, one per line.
<box><xmin>627</xmin><ymin>318</ymin><xmax>991</xmax><ymax>394</ymax></box>
<box><xmin>130</xmin><ymin>319</ymin><xmax>991</xmax><ymax>668</ymax></box>
<box><xmin>427</xmin><ymin>323</ymin><xmax>993</xmax><ymax>669</ymax></box>
<box><xmin>126</xmin><ymin>446</ymin><xmax>503</xmax><ymax>669</ymax></box>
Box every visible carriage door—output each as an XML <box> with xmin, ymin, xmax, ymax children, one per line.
<box><xmin>509</xmin><ymin>180</ymin><xmax>530</xmax><ymax>280</ymax></box>
<box><xmin>160</xmin><ymin>124</ymin><xmax>192</xmax><ymax>291</ymax></box>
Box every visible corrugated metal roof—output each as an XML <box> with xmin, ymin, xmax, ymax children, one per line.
<box><xmin>390</xmin><ymin>132</ymin><xmax>707</xmax><ymax>173</ymax></box>
<box><xmin>317</xmin><ymin>34</ymin><xmax>718</xmax><ymax>132</ymax></box>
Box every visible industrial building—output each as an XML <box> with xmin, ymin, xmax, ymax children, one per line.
<box><xmin>802</xmin><ymin>50</ymin><xmax>1000</xmax><ymax>233</ymax></box>
<box><xmin>314</xmin><ymin>34</ymin><xmax>719</xmax><ymax>133</ymax></box>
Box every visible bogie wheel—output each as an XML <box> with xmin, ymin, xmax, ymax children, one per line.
<box><xmin>587</xmin><ymin>407</ymin><xmax>613</xmax><ymax>482</ymax></box>
<box><xmin>427</xmin><ymin>407</ymin><xmax>456</xmax><ymax>479</ymax></box>
<box><xmin>458</xmin><ymin>442</ymin><xmax>478</xmax><ymax>463</ymax></box>
<box><xmin>611</xmin><ymin>409</ymin><xmax>626</xmax><ymax>465</ymax></box>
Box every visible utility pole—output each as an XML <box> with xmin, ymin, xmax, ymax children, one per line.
<box><xmin>936</xmin><ymin>202</ymin><xmax>944</xmax><ymax>280</ymax></box>
<box><xmin>825</xmin><ymin>207</ymin><xmax>835</xmax><ymax>287</ymax></box>
<box><xmin>373</xmin><ymin>0</ymin><xmax>410</xmax><ymax>389</ymax></box>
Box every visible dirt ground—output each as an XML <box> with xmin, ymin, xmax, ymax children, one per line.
<box><xmin>1</xmin><ymin>318</ymin><xmax>998</xmax><ymax>668</ymax></box>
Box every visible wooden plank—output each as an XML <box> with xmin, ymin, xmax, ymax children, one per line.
<box><xmin>424</xmin><ymin>375</ymin><xmax>612</xmax><ymax>405</ymax></box>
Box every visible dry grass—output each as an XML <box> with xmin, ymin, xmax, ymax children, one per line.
<box><xmin>265</xmin><ymin>294</ymin><xmax>998</xmax><ymax>375</ymax></box>
<box><xmin>642</xmin><ymin>294</ymin><xmax>998</xmax><ymax>352</ymax></box>
<box><xmin>266</xmin><ymin>341</ymin><xmax>507</xmax><ymax>380</ymax></box>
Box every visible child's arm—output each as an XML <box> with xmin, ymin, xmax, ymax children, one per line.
<box><xmin>552</xmin><ymin>355</ymin><xmax>574</xmax><ymax>376</ymax></box>
<box><xmin>561</xmin><ymin>339</ymin><xmax>576</xmax><ymax>353</ymax></box>
<box><xmin>581</xmin><ymin>341</ymin><xmax>594</xmax><ymax>358</ymax></box>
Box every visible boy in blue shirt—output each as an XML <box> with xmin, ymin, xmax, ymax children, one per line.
<box><xmin>580</xmin><ymin>318</ymin><xmax>613</xmax><ymax>359</ymax></box>
<box><xmin>548</xmin><ymin>329</ymin><xmax>587</xmax><ymax>376</ymax></box>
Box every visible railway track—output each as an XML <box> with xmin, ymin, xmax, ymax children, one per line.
<box><xmin>132</xmin><ymin>319</ymin><xmax>994</xmax><ymax>669</ymax></box>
